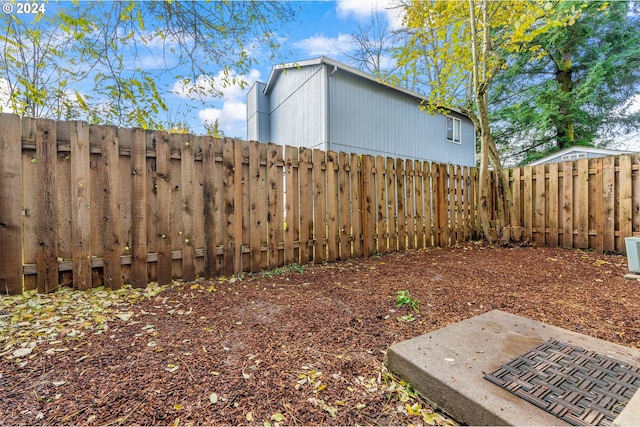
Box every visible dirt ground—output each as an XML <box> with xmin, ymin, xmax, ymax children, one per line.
<box><xmin>1</xmin><ymin>242</ymin><xmax>639</xmax><ymax>426</ymax></box>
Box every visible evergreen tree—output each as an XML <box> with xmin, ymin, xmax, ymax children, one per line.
<box><xmin>491</xmin><ymin>1</ymin><xmax>640</xmax><ymax>164</ymax></box>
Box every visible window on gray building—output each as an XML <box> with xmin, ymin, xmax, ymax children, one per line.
<box><xmin>446</xmin><ymin>116</ymin><xmax>461</xmax><ymax>144</ymax></box>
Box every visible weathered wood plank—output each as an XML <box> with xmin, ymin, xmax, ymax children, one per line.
<box><xmin>212</xmin><ymin>138</ymin><xmax>225</xmax><ymax>273</ymax></box>
<box><xmin>455</xmin><ymin>165</ymin><xmax>463</xmax><ymax>243</ymax></box>
<box><xmin>414</xmin><ymin>160</ymin><xmax>425</xmax><ymax>249</ymax></box>
<box><xmin>547</xmin><ymin>162</ymin><xmax>559</xmax><ymax>247</ymax></box>
<box><xmin>180</xmin><ymin>134</ymin><xmax>196</xmax><ymax>281</ymax></box>
<box><xmin>618</xmin><ymin>155</ymin><xmax>633</xmax><ymax>251</ymax></box>
<box><xmin>593</xmin><ymin>158</ymin><xmax>604</xmax><ymax>253</ymax></box>
<box><xmin>534</xmin><ymin>164</ymin><xmax>546</xmax><ymax>246</ymax></box>
<box><xmin>561</xmin><ymin>161</ymin><xmax>574</xmax><ymax>248</ymax></box>
<box><xmin>386</xmin><ymin>157</ymin><xmax>397</xmax><ymax>252</ymax></box>
<box><xmin>313</xmin><ymin>149</ymin><xmax>327</xmax><ymax>263</ymax></box>
<box><xmin>222</xmin><ymin>138</ymin><xmax>235</xmax><ymax>275</ymax></box>
<box><xmin>523</xmin><ymin>166</ymin><xmax>533</xmax><ymax>242</ymax></box>
<box><xmin>299</xmin><ymin>148</ymin><xmax>313</xmax><ymax>263</ymax></box>
<box><xmin>406</xmin><ymin>160</ymin><xmax>415</xmax><ymax>249</ymax></box>
<box><xmin>396</xmin><ymin>159</ymin><xmax>406</xmax><ymax>251</ymax></box>
<box><xmin>129</xmin><ymin>128</ymin><xmax>148</xmax><ymax>287</ymax></box>
<box><xmin>233</xmin><ymin>140</ymin><xmax>245</xmax><ymax>274</ymax></box>
<box><xmin>268</xmin><ymin>143</ymin><xmax>284</xmax><ymax>267</ymax></box>
<box><xmin>70</xmin><ymin>121</ymin><xmax>92</xmax><ymax>290</ymax></box>
<box><xmin>326</xmin><ymin>150</ymin><xmax>339</xmax><ymax>262</ymax></box>
<box><xmin>423</xmin><ymin>161</ymin><xmax>433</xmax><ymax>247</ymax></box>
<box><xmin>249</xmin><ymin>141</ymin><xmax>267</xmax><ymax>270</ymax></box>
<box><xmin>575</xmin><ymin>158</ymin><xmax>589</xmax><ymax>249</ymax></box>
<box><xmin>155</xmin><ymin>131</ymin><xmax>172</xmax><ymax>284</ymax></box>
<box><xmin>0</xmin><ymin>114</ymin><xmax>23</xmax><ymax>294</ymax></box>
<box><xmin>338</xmin><ymin>152</ymin><xmax>351</xmax><ymax>259</ymax></box>
<box><xmin>284</xmin><ymin>145</ymin><xmax>299</xmax><ymax>264</ymax></box>
<box><xmin>350</xmin><ymin>153</ymin><xmax>363</xmax><ymax>258</ymax></box>
<box><xmin>375</xmin><ymin>156</ymin><xmax>387</xmax><ymax>253</ymax></box>
<box><xmin>36</xmin><ymin>119</ymin><xmax>59</xmax><ymax>293</ymax></box>
<box><xmin>362</xmin><ymin>155</ymin><xmax>376</xmax><ymax>257</ymax></box>
<box><xmin>602</xmin><ymin>155</ymin><xmax>615</xmax><ymax>252</ymax></box>
<box><xmin>511</xmin><ymin>167</ymin><xmax>522</xmax><ymax>242</ymax></box>
<box><xmin>437</xmin><ymin>163</ymin><xmax>448</xmax><ymax>246</ymax></box>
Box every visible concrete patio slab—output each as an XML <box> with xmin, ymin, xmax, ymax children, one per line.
<box><xmin>386</xmin><ymin>310</ymin><xmax>640</xmax><ymax>426</ymax></box>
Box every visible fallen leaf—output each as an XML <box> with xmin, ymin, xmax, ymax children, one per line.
<box><xmin>12</xmin><ymin>347</ymin><xmax>33</xmax><ymax>358</ymax></box>
<box><xmin>209</xmin><ymin>393</ymin><xmax>218</xmax><ymax>404</ymax></box>
<box><xmin>270</xmin><ymin>413</ymin><xmax>284</xmax><ymax>422</ymax></box>
<box><xmin>246</xmin><ymin>412</ymin><xmax>253</xmax><ymax>422</ymax></box>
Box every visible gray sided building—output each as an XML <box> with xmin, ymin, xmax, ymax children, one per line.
<box><xmin>247</xmin><ymin>56</ymin><xmax>476</xmax><ymax>167</ymax></box>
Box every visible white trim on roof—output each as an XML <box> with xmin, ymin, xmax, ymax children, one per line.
<box><xmin>528</xmin><ymin>146</ymin><xmax>633</xmax><ymax>165</ymax></box>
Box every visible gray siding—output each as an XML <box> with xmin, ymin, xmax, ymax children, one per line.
<box><xmin>247</xmin><ymin>58</ymin><xmax>476</xmax><ymax>166</ymax></box>
<box><xmin>328</xmin><ymin>68</ymin><xmax>475</xmax><ymax>166</ymax></box>
<box><xmin>267</xmin><ymin>65</ymin><xmax>326</xmax><ymax>150</ymax></box>
<box><xmin>247</xmin><ymin>82</ymin><xmax>270</xmax><ymax>142</ymax></box>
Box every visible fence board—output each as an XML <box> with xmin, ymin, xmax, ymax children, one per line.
<box><xmin>386</xmin><ymin>157</ymin><xmax>397</xmax><ymax>252</ymax></box>
<box><xmin>396</xmin><ymin>159</ymin><xmax>406</xmax><ymax>251</ymax></box>
<box><xmin>267</xmin><ymin>144</ymin><xmax>284</xmax><ymax>268</ymax></box>
<box><xmin>284</xmin><ymin>145</ymin><xmax>299</xmax><ymax>265</ymax></box>
<box><xmin>70</xmin><ymin>121</ymin><xmax>92</xmax><ymax>290</ymax></box>
<box><xmin>326</xmin><ymin>151</ymin><xmax>339</xmax><ymax>262</ymax></box>
<box><xmin>233</xmin><ymin>140</ymin><xmax>245</xmax><ymax>274</ymax></box>
<box><xmin>376</xmin><ymin>156</ymin><xmax>388</xmax><ymax>253</ymax></box>
<box><xmin>180</xmin><ymin>134</ymin><xmax>196</xmax><ymax>281</ymax></box>
<box><xmin>437</xmin><ymin>164</ymin><xmax>448</xmax><ymax>247</ymax></box>
<box><xmin>534</xmin><ymin>164</ymin><xmax>546</xmax><ymax>245</ymax></box>
<box><xmin>36</xmin><ymin>119</ymin><xmax>58</xmax><ymax>293</ymax></box>
<box><xmin>350</xmin><ymin>153</ymin><xmax>363</xmax><ymax>258</ymax></box>
<box><xmin>423</xmin><ymin>161</ymin><xmax>433</xmax><ymax>247</ymax></box>
<box><xmin>547</xmin><ymin>163</ymin><xmax>559</xmax><ymax>247</ymax></box>
<box><xmin>248</xmin><ymin>141</ymin><xmax>266</xmax><ymax>271</ymax></box>
<box><xmin>561</xmin><ymin>161</ymin><xmax>574</xmax><ymax>248</ymax></box>
<box><xmin>129</xmin><ymin>129</ymin><xmax>148</xmax><ymax>287</ymax></box>
<box><xmin>602</xmin><ymin>156</ymin><xmax>615</xmax><ymax>252</ymax></box>
<box><xmin>618</xmin><ymin>155</ymin><xmax>633</xmax><ymax>252</ymax></box>
<box><xmin>299</xmin><ymin>148</ymin><xmax>313</xmax><ymax>264</ymax></box>
<box><xmin>338</xmin><ymin>152</ymin><xmax>350</xmax><ymax>259</ymax></box>
<box><xmin>415</xmin><ymin>160</ymin><xmax>425</xmax><ymax>249</ymax></box>
<box><xmin>313</xmin><ymin>149</ymin><xmax>327</xmax><ymax>262</ymax></box>
<box><xmin>0</xmin><ymin>114</ymin><xmax>22</xmax><ymax>294</ymax></box>
<box><xmin>575</xmin><ymin>159</ymin><xmax>589</xmax><ymax>248</ymax></box>
<box><xmin>156</xmin><ymin>132</ymin><xmax>172</xmax><ymax>284</ymax></box>
<box><xmin>362</xmin><ymin>155</ymin><xmax>376</xmax><ymax>257</ymax></box>
<box><xmin>406</xmin><ymin>160</ymin><xmax>415</xmax><ymax>249</ymax></box>
<box><xmin>222</xmin><ymin>139</ymin><xmax>235</xmax><ymax>274</ymax></box>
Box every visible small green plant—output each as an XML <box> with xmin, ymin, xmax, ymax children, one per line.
<box><xmin>395</xmin><ymin>290</ymin><xmax>419</xmax><ymax>312</ymax></box>
<box><xmin>259</xmin><ymin>263</ymin><xmax>306</xmax><ymax>278</ymax></box>
<box><xmin>397</xmin><ymin>314</ymin><xmax>415</xmax><ymax>323</ymax></box>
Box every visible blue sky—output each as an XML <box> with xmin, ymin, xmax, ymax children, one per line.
<box><xmin>167</xmin><ymin>0</ymin><xmax>404</xmax><ymax>138</ymax></box>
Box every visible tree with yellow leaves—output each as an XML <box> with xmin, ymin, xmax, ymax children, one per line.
<box><xmin>399</xmin><ymin>0</ymin><xmax>585</xmax><ymax>242</ymax></box>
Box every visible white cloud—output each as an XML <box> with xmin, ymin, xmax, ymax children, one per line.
<box><xmin>629</xmin><ymin>94</ymin><xmax>640</xmax><ymax>114</ymax></box>
<box><xmin>337</xmin><ymin>0</ymin><xmax>405</xmax><ymax>30</ymax></box>
<box><xmin>0</xmin><ymin>78</ymin><xmax>14</xmax><ymax>114</ymax></box>
<box><xmin>293</xmin><ymin>33</ymin><xmax>355</xmax><ymax>56</ymax></box>
<box><xmin>177</xmin><ymin>68</ymin><xmax>260</xmax><ymax>138</ymax></box>
<box><xmin>172</xmin><ymin>69</ymin><xmax>261</xmax><ymax>102</ymax></box>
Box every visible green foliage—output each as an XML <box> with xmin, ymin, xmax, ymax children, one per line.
<box><xmin>491</xmin><ymin>1</ymin><xmax>640</xmax><ymax>164</ymax></box>
<box><xmin>395</xmin><ymin>290</ymin><xmax>419</xmax><ymax>312</ymax></box>
<box><xmin>0</xmin><ymin>1</ymin><xmax>295</xmax><ymax>129</ymax></box>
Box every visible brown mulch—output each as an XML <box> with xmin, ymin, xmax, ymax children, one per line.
<box><xmin>1</xmin><ymin>242</ymin><xmax>639</xmax><ymax>426</ymax></box>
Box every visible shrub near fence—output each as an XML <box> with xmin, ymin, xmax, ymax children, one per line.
<box><xmin>0</xmin><ymin>114</ymin><xmax>478</xmax><ymax>295</ymax></box>
<box><xmin>498</xmin><ymin>154</ymin><xmax>640</xmax><ymax>253</ymax></box>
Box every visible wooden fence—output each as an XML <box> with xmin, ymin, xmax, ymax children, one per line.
<box><xmin>0</xmin><ymin>114</ymin><xmax>478</xmax><ymax>294</ymax></box>
<box><xmin>496</xmin><ymin>154</ymin><xmax>640</xmax><ymax>253</ymax></box>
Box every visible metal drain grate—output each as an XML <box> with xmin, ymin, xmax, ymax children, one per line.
<box><xmin>484</xmin><ymin>340</ymin><xmax>640</xmax><ymax>426</ymax></box>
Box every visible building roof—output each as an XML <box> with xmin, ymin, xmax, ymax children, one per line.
<box><xmin>528</xmin><ymin>146</ymin><xmax>634</xmax><ymax>165</ymax></box>
<box><xmin>261</xmin><ymin>56</ymin><xmax>468</xmax><ymax>118</ymax></box>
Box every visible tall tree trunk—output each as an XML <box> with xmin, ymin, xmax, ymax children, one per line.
<box><xmin>555</xmin><ymin>35</ymin><xmax>575</xmax><ymax>148</ymax></box>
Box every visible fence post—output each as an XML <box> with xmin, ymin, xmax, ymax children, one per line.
<box><xmin>0</xmin><ymin>114</ymin><xmax>23</xmax><ymax>294</ymax></box>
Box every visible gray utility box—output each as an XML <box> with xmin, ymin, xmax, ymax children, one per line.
<box><xmin>625</xmin><ymin>237</ymin><xmax>640</xmax><ymax>273</ymax></box>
